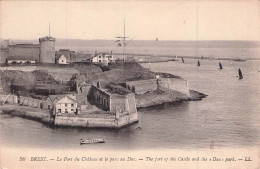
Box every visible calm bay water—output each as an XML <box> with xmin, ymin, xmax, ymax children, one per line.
<box><xmin>1</xmin><ymin>54</ymin><xmax>260</xmax><ymax>150</ymax></box>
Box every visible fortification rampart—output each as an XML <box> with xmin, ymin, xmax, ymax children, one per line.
<box><xmin>158</xmin><ymin>78</ymin><xmax>190</xmax><ymax>96</ymax></box>
<box><xmin>89</xmin><ymin>85</ymin><xmax>137</xmax><ymax>114</ymax></box>
<box><xmin>125</xmin><ymin>79</ymin><xmax>157</xmax><ymax>94</ymax></box>
<box><xmin>123</xmin><ymin>78</ymin><xmax>190</xmax><ymax>96</ymax></box>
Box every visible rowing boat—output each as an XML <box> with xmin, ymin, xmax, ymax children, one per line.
<box><xmin>80</xmin><ymin>138</ymin><xmax>105</xmax><ymax>144</ymax></box>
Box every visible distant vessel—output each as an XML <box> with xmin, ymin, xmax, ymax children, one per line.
<box><xmin>238</xmin><ymin>68</ymin><xmax>243</xmax><ymax>79</ymax></box>
<box><xmin>197</xmin><ymin>60</ymin><xmax>200</xmax><ymax>67</ymax></box>
<box><xmin>219</xmin><ymin>62</ymin><xmax>223</xmax><ymax>69</ymax></box>
<box><xmin>234</xmin><ymin>59</ymin><xmax>246</xmax><ymax>62</ymax></box>
<box><xmin>80</xmin><ymin>138</ymin><xmax>105</xmax><ymax>144</ymax></box>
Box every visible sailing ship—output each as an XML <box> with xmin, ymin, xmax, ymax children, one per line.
<box><xmin>238</xmin><ymin>68</ymin><xmax>243</xmax><ymax>79</ymax></box>
<box><xmin>219</xmin><ymin>62</ymin><xmax>223</xmax><ymax>69</ymax></box>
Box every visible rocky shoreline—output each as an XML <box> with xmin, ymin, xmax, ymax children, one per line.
<box><xmin>136</xmin><ymin>89</ymin><xmax>207</xmax><ymax>109</ymax></box>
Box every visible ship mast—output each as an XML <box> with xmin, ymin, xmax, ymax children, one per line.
<box><xmin>123</xmin><ymin>19</ymin><xmax>125</xmax><ymax>62</ymax></box>
<box><xmin>49</xmin><ymin>21</ymin><xmax>50</xmax><ymax>37</ymax></box>
<box><xmin>116</xmin><ymin>19</ymin><xmax>128</xmax><ymax>62</ymax></box>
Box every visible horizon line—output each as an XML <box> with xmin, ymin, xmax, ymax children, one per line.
<box><xmin>3</xmin><ymin>38</ymin><xmax>260</xmax><ymax>42</ymax></box>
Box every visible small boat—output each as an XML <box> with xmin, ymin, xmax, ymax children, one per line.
<box><xmin>219</xmin><ymin>62</ymin><xmax>223</xmax><ymax>69</ymax></box>
<box><xmin>197</xmin><ymin>60</ymin><xmax>200</xmax><ymax>67</ymax></box>
<box><xmin>234</xmin><ymin>58</ymin><xmax>246</xmax><ymax>62</ymax></box>
<box><xmin>80</xmin><ymin>138</ymin><xmax>105</xmax><ymax>144</ymax></box>
<box><xmin>238</xmin><ymin>68</ymin><xmax>243</xmax><ymax>79</ymax></box>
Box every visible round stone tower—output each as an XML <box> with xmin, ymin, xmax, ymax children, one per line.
<box><xmin>39</xmin><ymin>36</ymin><xmax>56</xmax><ymax>63</ymax></box>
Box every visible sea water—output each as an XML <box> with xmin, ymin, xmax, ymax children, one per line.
<box><xmin>0</xmin><ymin>54</ymin><xmax>260</xmax><ymax>150</ymax></box>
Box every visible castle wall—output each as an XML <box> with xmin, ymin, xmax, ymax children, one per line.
<box><xmin>109</xmin><ymin>95</ymin><xmax>126</xmax><ymax>113</ymax></box>
<box><xmin>89</xmin><ymin>85</ymin><xmax>137</xmax><ymax>114</ymax></box>
<box><xmin>18</xmin><ymin>96</ymin><xmax>43</xmax><ymax>108</ymax></box>
<box><xmin>125</xmin><ymin>93</ymin><xmax>137</xmax><ymax>114</ymax></box>
<box><xmin>0</xmin><ymin>94</ymin><xmax>17</xmax><ymax>104</ymax></box>
<box><xmin>7</xmin><ymin>45</ymin><xmax>40</xmax><ymax>62</ymax></box>
<box><xmin>124</xmin><ymin>78</ymin><xmax>190</xmax><ymax>96</ymax></box>
<box><xmin>159</xmin><ymin>78</ymin><xmax>190</xmax><ymax>96</ymax></box>
<box><xmin>79</xmin><ymin>84</ymin><xmax>92</xmax><ymax>96</ymax></box>
<box><xmin>89</xmin><ymin>86</ymin><xmax>110</xmax><ymax>111</ymax></box>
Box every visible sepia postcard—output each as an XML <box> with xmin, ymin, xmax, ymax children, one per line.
<box><xmin>0</xmin><ymin>0</ymin><xmax>259</xmax><ymax>169</ymax></box>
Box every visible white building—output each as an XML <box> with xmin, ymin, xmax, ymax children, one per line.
<box><xmin>90</xmin><ymin>52</ymin><xmax>114</xmax><ymax>63</ymax></box>
<box><xmin>57</xmin><ymin>55</ymin><xmax>67</xmax><ymax>64</ymax></box>
<box><xmin>47</xmin><ymin>94</ymin><xmax>79</xmax><ymax>114</ymax></box>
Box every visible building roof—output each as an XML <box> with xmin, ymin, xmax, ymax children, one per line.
<box><xmin>8</xmin><ymin>55</ymin><xmax>37</xmax><ymax>61</ymax></box>
<box><xmin>48</xmin><ymin>94</ymin><xmax>79</xmax><ymax>104</ymax></box>
<box><xmin>8</xmin><ymin>44</ymin><xmax>40</xmax><ymax>48</ymax></box>
<box><xmin>58</xmin><ymin>55</ymin><xmax>66</xmax><ymax>60</ymax></box>
<box><xmin>55</xmin><ymin>50</ymin><xmax>72</xmax><ymax>60</ymax></box>
<box><xmin>91</xmin><ymin>52</ymin><xmax>113</xmax><ymax>59</ymax></box>
<box><xmin>39</xmin><ymin>36</ymin><xmax>56</xmax><ymax>42</ymax></box>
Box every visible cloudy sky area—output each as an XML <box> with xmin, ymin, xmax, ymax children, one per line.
<box><xmin>0</xmin><ymin>0</ymin><xmax>260</xmax><ymax>41</ymax></box>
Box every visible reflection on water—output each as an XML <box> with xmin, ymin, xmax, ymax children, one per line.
<box><xmin>1</xmin><ymin>59</ymin><xmax>260</xmax><ymax>150</ymax></box>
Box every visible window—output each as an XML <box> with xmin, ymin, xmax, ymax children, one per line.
<box><xmin>48</xmin><ymin>105</ymin><xmax>50</xmax><ymax>110</ymax></box>
<box><xmin>65</xmin><ymin>109</ymin><xmax>68</xmax><ymax>113</ymax></box>
<box><xmin>65</xmin><ymin>103</ymin><xmax>67</xmax><ymax>107</ymax></box>
<box><xmin>71</xmin><ymin>109</ymin><xmax>74</xmax><ymax>112</ymax></box>
<box><xmin>99</xmin><ymin>56</ymin><xmax>101</xmax><ymax>58</ymax></box>
<box><xmin>71</xmin><ymin>104</ymin><xmax>74</xmax><ymax>107</ymax></box>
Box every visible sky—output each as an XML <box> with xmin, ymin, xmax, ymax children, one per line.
<box><xmin>0</xmin><ymin>0</ymin><xmax>260</xmax><ymax>41</ymax></box>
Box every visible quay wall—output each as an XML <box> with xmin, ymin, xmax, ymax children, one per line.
<box><xmin>117</xmin><ymin>113</ymin><xmax>138</xmax><ymax>127</ymax></box>
<box><xmin>2</xmin><ymin>107</ymin><xmax>52</xmax><ymax>124</ymax></box>
<box><xmin>54</xmin><ymin>113</ymin><xmax>138</xmax><ymax>128</ymax></box>
<box><xmin>1</xmin><ymin>104</ymin><xmax>138</xmax><ymax>128</ymax></box>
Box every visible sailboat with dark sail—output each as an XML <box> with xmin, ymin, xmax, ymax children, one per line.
<box><xmin>238</xmin><ymin>68</ymin><xmax>243</xmax><ymax>79</ymax></box>
<box><xmin>197</xmin><ymin>60</ymin><xmax>200</xmax><ymax>67</ymax></box>
<box><xmin>219</xmin><ymin>62</ymin><xmax>223</xmax><ymax>69</ymax></box>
